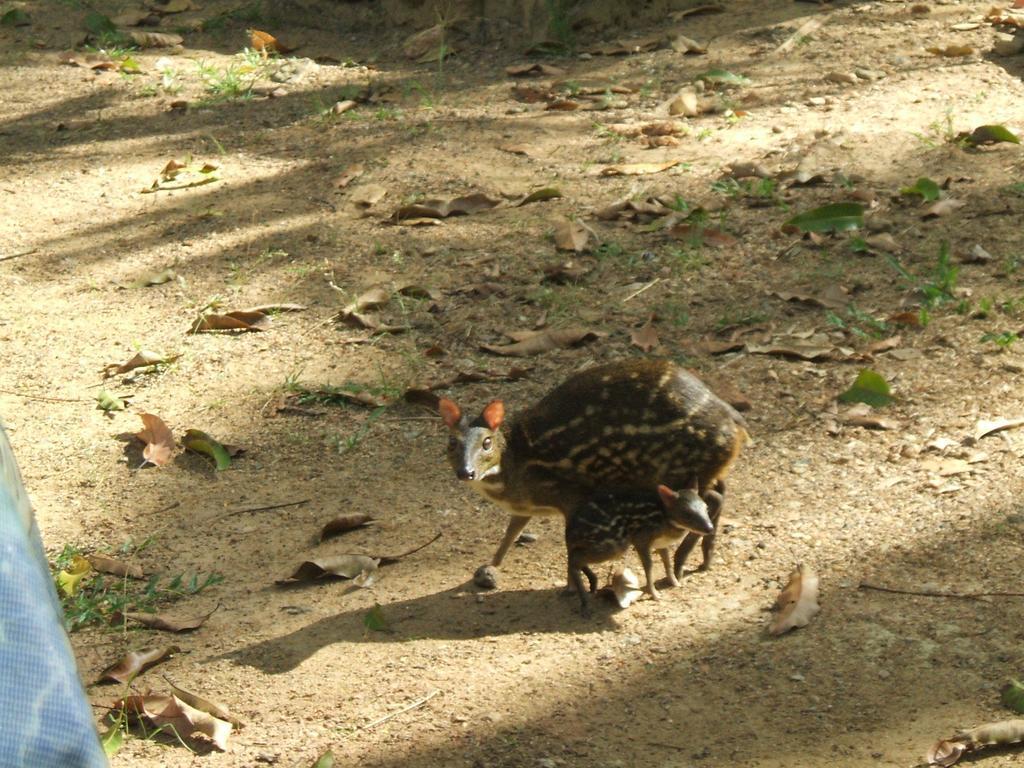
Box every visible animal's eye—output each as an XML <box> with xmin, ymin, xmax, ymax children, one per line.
<box><xmin>482</xmin><ymin>437</ymin><xmax>492</xmax><ymax>451</ymax></box>
<box><xmin>448</xmin><ymin>436</ymin><xmax>458</xmax><ymax>449</ymax></box>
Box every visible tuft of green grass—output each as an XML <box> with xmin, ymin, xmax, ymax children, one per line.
<box><xmin>53</xmin><ymin>542</ymin><xmax>223</xmax><ymax>632</ymax></box>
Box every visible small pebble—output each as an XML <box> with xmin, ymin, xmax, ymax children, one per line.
<box><xmin>474</xmin><ymin>564</ymin><xmax>498</xmax><ymax>590</ymax></box>
<box><xmin>515</xmin><ymin>532</ymin><xmax>538</xmax><ymax>546</ymax></box>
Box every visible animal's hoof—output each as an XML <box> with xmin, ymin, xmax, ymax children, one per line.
<box><xmin>473</xmin><ymin>565</ymin><xmax>499</xmax><ymax>590</ymax></box>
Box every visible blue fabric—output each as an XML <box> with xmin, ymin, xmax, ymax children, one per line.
<box><xmin>0</xmin><ymin>422</ymin><xmax>107</xmax><ymax>768</ymax></box>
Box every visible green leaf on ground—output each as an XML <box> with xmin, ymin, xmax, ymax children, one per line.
<box><xmin>964</xmin><ymin>124</ymin><xmax>1020</xmax><ymax>146</ymax></box>
<box><xmin>363</xmin><ymin>603</ymin><xmax>390</xmax><ymax>632</ymax></box>
<box><xmin>311</xmin><ymin>751</ymin><xmax>335</xmax><ymax>768</ymax></box>
<box><xmin>182</xmin><ymin>429</ymin><xmax>231</xmax><ymax>470</ymax></box>
<box><xmin>900</xmin><ymin>177</ymin><xmax>941</xmax><ymax>202</ymax></box>
<box><xmin>838</xmin><ymin>369</ymin><xmax>893</xmax><ymax>408</ymax></box>
<box><xmin>1002</xmin><ymin>679</ymin><xmax>1024</xmax><ymax>714</ymax></box>
<box><xmin>784</xmin><ymin>203</ymin><xmax>864</xmax><ymax>233</ymax></box>
<box><xmin>96</xmin><ymin>389</ymin><xmax>127</xmax><ymax>412</ymax></box>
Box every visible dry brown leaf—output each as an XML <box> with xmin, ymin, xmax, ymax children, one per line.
<box><xmin>553</xmin><ymin>218</ymin><xmax>591</xmax><ymax>252</ymax></box>
<box><xmin>164</xmin><ymin>678</ymin><xmax>245</xmax><ymax>730</ymax></box>
<box><xmin>118</xmin><ymin>693</ymin><xmax>232</xmax><ymax>750</ymax></box>
<box><xmin>393</xmin><ymin>192</ymin><xmax>502</xmax><ymax>221</ymax></box>
<box><xmin>598</xmin><ymin>160</ymin><xmax>679</xmax><ymax>176</ymax></box>
<box><xmin>588</xmin><ymin>34</ymin><xmax>666</xmax><ymax>56</ymax></box>
<box><xmin>98</xmin><ymin>646</ymin><xmax>179</xmax><ymax>684</ymax></box>
<box><xmin>974</xmin><ymin>416</ymin><xmax>1024</xmax><ymax>440</ymax></box>
<box><xmin>335</xmin><ymin>311</ymin><xmax>409</xmax><ymax>334</ymax></box>
<box><xmin>631</xmin><ymin>317</ymin><xmax>660</xmax><ymax>352</ymax></box>
<box><xmin>927</xmin><ymin>739</ymin><xmax>967</xmax><ymax>767</ymax></box>
<box><xmin>344</xmin><ymin>286</ymin><xmax>391</xmax><ymax>314</ymax></box>
<box><xmin>840</xmin><ymin>404</ymin><xmax>897</xmax><ymax>430</ymax></box>
<box><xmin>670</xmin><ymin>34</ymin><xmax>706</xmax><ymax>54</ymax></box>
<box><xmin>87</xmin><ymin>554</ymin><xmax>144</xmax><ymax>580</ymax></box>
<box><xmin>770</xmin><ymin>289</ymin><xmax>847</xmax><ymax>311</ymax></box>
<box><xmin>746</xmin><ymin>342</ymin><xmax>837</xmax><ymax>361</ymax></box>
<box><xmin>864</xmin><ymin>232</ymin><xmax>901</xmax><ymax>253</ymax></box>
<box><xmin>350</xmin><ymin>184</ymin><xmax>388</xmax><ymax>208</ymax></box>
<box><xmin>887</xmin><ymin>310</ymin><xmax>924</xmax><ymax>327</ymax></box>
<box><xmin>334</xmin><ymin>164</ymin><xmax>364</xmax><ymax>188</ymax></box>
<box><xmin>190</xmin><ymin>310</ymin><xmax>270</xmax><ymax>333</ymax></box>
<box><xmin>542</xmin><ymin>260</ymin><xmax>592</xmax><ymax>284</ymax></box>
<box><xmin>123</xmin><ymin>605</ymin><xmax>218</xmax><ymax>633</ymax></box>
<box><xmin>669</xmin><ymin>4</ymin><xmax>725</xmax><ymax>21</ymax></box>
<box><xmin>923</xmin><ymin>198</ymin><xmax>965</xmax><ymax>219</ymax></box>
<box><xmin>506</xmin><ymin>62</ymin><xmax>565</xmax><ymax>77</ymax></box>
<box><xmin>136</xmin><ymin>413</ymin><xmax>176</xmax><ymax>467</ymax></box>
<box><xmin>319</xmin><ymin>513</ymin><xmax>376</xmax><ymax>542</ymax></box>
<box><xmin>768</xmin><ymin>564</ymin><xmax>820</xmax><ymax>636</ymax></box>
<box><xmin>667</xmin><ymin>224</ymin><xmax>737</xmax><ymax>248</ymax></box>
<box><xmin>498</xmin><ymin>143</ymin><xmax>536</xmax><ymax>156</ymax></box>
<box><xmin>276</xmin><ymin>554</ymin><xmax>380</xmax><ymax>586</ymax></box>
<box><xmin>481</xmin><ymin>328</ymin><xmax>605</xmax><ymax>357</ymax></box>
<box><xmin>103</xmin><ymin>350</ymin><xmax>180</xmax><ymax>378</ymax></box>
<box><xmin>600</xmin><ymin>566</ymin><xmax>643</xmax><ymax>608</ymax></box>
<box><xmin>866</xmin><ymin>335</ymin><xmax>902</xmax><ymax>354</ymax></box>
<box><xmin>926</xmin><ymin>44</ymin><xmax>974</xmax><ymax>57</ymax></box>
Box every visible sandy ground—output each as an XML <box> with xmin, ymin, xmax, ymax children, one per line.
<box><xmin>2</xmin><ymin>0</ymin><xmax>1024</xmax><ymax>766</ymax></box>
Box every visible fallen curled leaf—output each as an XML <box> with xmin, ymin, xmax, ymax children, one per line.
<box><xmin>164</xmin><ymin>678</ymin><xmax>244</xmax><ymax>730</ymax></box>
<box><xmin>746</xmin><ymin>342</ymin><xmax>838</xmax><ymax>361</ymax></box>
<box><xmin>598</xmin><ymin>160</ymin><xmax>679</xmax><ymax>176</ymax></box>
<box><xmin>543</xmin><ymin>260</ymin><xmax>592</xmax><ymax>284</ymax></box>
<box><xmin>866</xmin><ymin>336</ymin><xmax>902</xmax><ymax>354</ymax></box>
<box><xmin>392</xmin><ymin>192</ymin><xmax>502</xmax><ymax>221</ymax></box>
<box><xmin>117</xmin><ymin>693</ymin><xmax>232</xmax><ymax>750</ymax></box>
<box><xmin>335</xmin><ymin>312</ymin><xmax>409</xmax><ymax>334</ymax></box>
<box><xmin>926</xmin><ymin>44</ymin><xmax>974</xmax><ymax>57</ymax></box>
<box><xmin>132</xmin><ymin>267</ymin><xmax>177</xmax><ymax>287</ymax></box>
<box><xmin>513</xmin><ymin>187</ymin><xmax>562</xmax><ymax>206</ymax></box>
<box><xmin>974</xmin><ymin>416</ymin><xmax>1024</xmax><ymax>440</ymax></box>
<box><xmin>887</xmin><ymin>310</ymin><xmax>924</xmax><ymax>327</ymax></box>
<box><xmin>839</xmin><ymin>404</ymin><xmax>897</xmax><ymax>430</ymax></box>
<box><xmin>922</xmin><ymin>198</ymin><xmax>965</xmax><ymax>219</ymax></box>
<box><xmin>505</xmin><ymin>62</ymin><xmax>565</xmax><ymax>77</ymax></box>
<box><xmin>182</xmin><ymin>429</ymin><xmax>233</xmax><ymax>470</ymax></box>
<box><xmin>600</xmin><ymin>567</ymin><xmax>643</xmax><ymax>608</ymax></box>
<box><xmin>123</xmin><ymin>604</ymin><xmax>218</xmax><ymax>633</ymax></box>
<box><xmin>57</xmin><ymin>555</ymin><xmax>92</xmax><ymax>598</ymax></box>
<box><xmin>927</xmin><ymin>740</ymin><xmax>967</xmax><ymax>767</ymax></box>
<box><xmin>667</xmin><ymin>223</ymin><xmax>737</xmax><ymax>248</ymax></box>
<box><xmin>276</xmin><ymin>555</ymin><xmax>380</xmax><ymax>586</ymax></box>
<box><xmin>87</xmin><ymin>554</ymin><xmax>144</xmax><ymax>580</ymax></box>
<box><xmin>587</xmin><ymin>34</ymin><xmax>666</xmax><ymax>56</ymax></box>
<box><xmin>319</xmin><ymin>514</ymin><xmax>376</xmax><ymax>542</ymax></box>
<box><xmin>553</xmin><ymin>218</ymin><xmax>591</xmax><ymax>252</ymax></box>
<box><xmin>545</xmin><ymin>99</ymin><xmax>581</xmax><ymax>111</ymax></box>
<box><xmin>670</xmin><ymin>34</ymin><xmax>706</xmax><ymax>54</ymax></box>
<box><xmin>630</xmin><ymin>317</ymin><xmax>660</xmax><ymax>352</ymax></box>
<box><xmin>481</xmin><ymin>328</ymin><xmax>605</xmax><ymax>357</ymax></box>
<box><xmin>98</xmin><ymin>646</ymin><xmax>179</xmax><ymax>684</ymax></box>
<box><xmin>190</xmin><ymin>310</ymin><xmax>270</xmax><ymax>333</ymax></box>
<box><xmin>334</xmin><ymin>164</ymin><xmax>364</xmax><ymax>188</ymax></box>
<box><xmin>768</xmin><ymin>564</ymin><xmax>820</xmax><ymax>636</ymax></box>
<box><xmin>771</xmin><ymin>289</ymin><xmax>847</xmax><ymax>311</ymax></box>
<box><xmin>241</xmin><ymin>303</ymin><xmax>306</xmax><ymax>314</ymax></box>
<box><xmin>103</xmin><ymin>350</ymin><xmax>180</xmax><ymax>378</ymax></box>
<box><xmin>136</xmin><ymin>413</ymin><xmax>176</xmax><ymax>467</ymax></box>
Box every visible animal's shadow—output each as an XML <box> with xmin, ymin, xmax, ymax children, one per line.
<box><xmin>223</xmin><ymin>581</ymin><xmax>625</xmax><ymax>675</ymax></box>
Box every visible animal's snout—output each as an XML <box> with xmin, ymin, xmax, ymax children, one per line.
<box><xmin>456</xmin><ymin>467</ymin><xmax>476</xmax><ymax>481</ymax></box>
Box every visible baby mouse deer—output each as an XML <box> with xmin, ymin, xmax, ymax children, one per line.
<box><xmin>438</xmin><ymin>359</ymin><xmax>747</xmax><ymax>583</ymax></box>
<box><xmin>566</xmin><ymin>482</ymin><xmax>720</xmax><ymax>617</ymax></box>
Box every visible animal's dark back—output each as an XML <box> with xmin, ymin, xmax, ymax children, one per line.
<box><xmin>510</xmin><ymin>359</ymin><xmax>746</xmax><ymax>489</ymax></box>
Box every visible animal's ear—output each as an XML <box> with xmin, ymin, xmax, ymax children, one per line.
<box><xmin>657</xmin><ymin>484</ymin><xmax>679</xmax><ymax>509</ymax></box>
<box><xmin>438</xmin><ymin>398</ymin><xmax>462</xmax><ymax>429</ymax></box>
<box><xmin>482</xmin><ymin>400</ymin><xmax>505</xmax><ymax>430</ymax></box>
<box><xmin>685</xmin><ymin>477</ymin><xmax>699</xmax><ymax>493</ymax></box>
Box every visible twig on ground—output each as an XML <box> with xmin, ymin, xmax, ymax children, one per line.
<box><xmin>773</xmin><ymin>16</ymin><xmax>825</xmax><ymax>56</ymax></box>
<box><xmin>361</xmin><ymin>690</ymin><xmax>441</xmax><ymax>730</ymax></box>
<box><xmin>0</xmin><ymin>248</ymin><xmax>38</xmax><ymax>263</ymax></box>
<box><xmin>223</xmin><ymin>499</ymin><xmax>310</xmax><ymax>518</ymax></box>
<box><xmin>0</xmin><ymin>388</ymin><xmax>87</xmax><ymax>403</ymax></box>
<box><xmin>377</xmin><ymin>532</ymin><xmax>443</xmax><ymax>564</ymax></box>
<box><xmin>622</xmin><ymin>278</ymin><xmax>660</xmax><ymax>303</ymax></box>
<box><xmin>859</xmin><ymin>581</ymin><xmax>1024</xmax><ymax>599</ymax></box>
